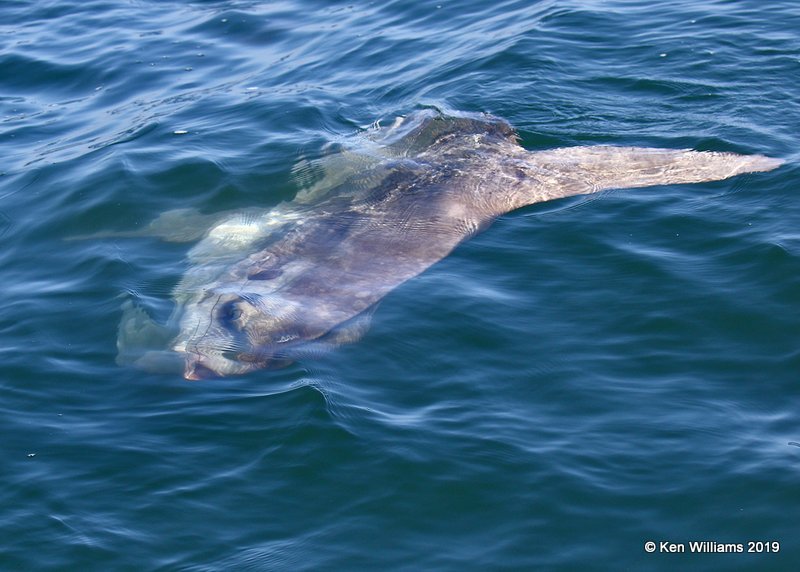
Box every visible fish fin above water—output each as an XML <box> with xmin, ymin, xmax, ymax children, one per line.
<box><xmin>512</xmin><ymin>146</ymin><xmax>784</xmax><ymax>209</ymax></box>
<box><xmin>371</xmin><ymin>108</ymin><xmax>518</xmax><ymax>154</ymax></box>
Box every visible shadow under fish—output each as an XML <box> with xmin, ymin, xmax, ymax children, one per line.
<box><xmin>109</xmin><ymin>109</ymin><xmax>783</xmax><ymax>379</ymax></box>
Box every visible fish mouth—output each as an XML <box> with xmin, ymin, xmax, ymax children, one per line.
<box><xmin>181</xmin><ymin>349</ymin><xmax>295</xmax><ymax>379</ymax></box>
<box><xmin>184</xmin><ymin>361</ymin><xmax>220</xmax><ymax>381</ymax></box>
<box><xmin>181</xmin><ymin>348</ymin><xmax>265</xmax><ymax>380</ymax></box>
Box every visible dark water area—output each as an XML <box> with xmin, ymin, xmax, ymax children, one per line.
<box><xmin>1</xmin><ymin>1</ymin><xmax>799</xmax><ymax>570</ymax></box>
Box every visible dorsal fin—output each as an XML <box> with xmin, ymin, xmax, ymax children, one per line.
<box><xmin>505</xmin><ymin>146</ymin><xmax>783</xmax><ymax>212</ymax></box>
<box><xmin>381</xmin><ymin>110</ymin><xmax>517</xmax><ymax>155</ymax></box>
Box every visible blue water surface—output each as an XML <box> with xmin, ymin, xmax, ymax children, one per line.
<box><xmin>1</xmin><ymin>1</ymin><xmax>799</xmax><ymax>570</ymax></box>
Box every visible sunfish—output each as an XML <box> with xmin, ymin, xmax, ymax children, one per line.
<box><xmin>114</xmin><ymin>110</ymin><xmax>783</xmax><ymax>379</ymax></box>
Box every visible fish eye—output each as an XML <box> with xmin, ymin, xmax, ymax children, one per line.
<box><xmin>219</xmin><ymin>300</ymin><xmax>244</xmax><ymax>328</ymax></box>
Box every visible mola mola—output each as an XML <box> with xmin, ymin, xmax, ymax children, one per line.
<box><xmin>114</xmin><ymin>110</ymin><xmax>782</xmax><ymax>379</ymax></box>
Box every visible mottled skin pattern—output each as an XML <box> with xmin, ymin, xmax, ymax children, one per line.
<box><xmin>169</xmin><ymin>110</ymin><xmax>781</xmax><ymax>379</ymax></box>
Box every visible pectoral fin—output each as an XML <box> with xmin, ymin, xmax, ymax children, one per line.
<box><xmin>67</xmin><ymin>208</ymin><xmax>221</xmax><ymax>242</ymax></box>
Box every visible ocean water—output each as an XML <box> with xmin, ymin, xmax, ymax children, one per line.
<box><xmin>1</xmin><ymin>0</ymin><xmax>798</xmax><ymax>570</ymax></box>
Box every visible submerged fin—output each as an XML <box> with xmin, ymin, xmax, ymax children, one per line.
<box><xmin>116</xmin><ymin>299</ymin><xmax>182</xmax><ymax>374</ymax></box>
<box><xmin>318</xmin><ymin>307</ymin><xmax>376</xmax><ymax>345</ymax></box>
<box><xmin>133</xmin><ymin>208</ymin><xmax>223</xmax><ymax>242</ymax></box>
<box><xmin>68</xmin><ymin>208</ymin><xmax>221</xmax><ymax>242</ymax></box>
<box><xmin>514</xmin><ymin>146</ymin><xmax>783</xmax><ymax>209</ymax></box>
<box><xmin>69</xmin><ymin>206</ymin><xmax>291</xmax><ymax>246</ymax></box>
<box><xmin>293</xmin><ymin>148</ymin><xmax>383</xmax><ymax>205</ymax></box>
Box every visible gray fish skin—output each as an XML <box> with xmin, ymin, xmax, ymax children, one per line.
<box><xmin>156</xmin><ymin>110</ymin><xmax>782</xmax><ymax>379</ymax></box>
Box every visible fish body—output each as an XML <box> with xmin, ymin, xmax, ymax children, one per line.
<box><xmin>117</xmin><ymin>110</ymin><xmax>783</xmax><ymax>379</ymax></box>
